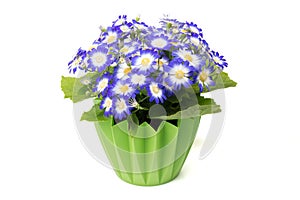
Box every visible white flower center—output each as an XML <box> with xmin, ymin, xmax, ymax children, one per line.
<box><xmin>213</xmin><ymin>56</ymin><xmax>221</xmax><ymax>63</ymax></box>
<box><xmin>131</xmin><ymin>74</ymin><xmax>145</xmax><ymax>85</ymax></box>
<box><xmin>151</xmin><ymin>38</ymin><xmax>167</xmax><ymax>48</ymax></box>
<box><xmin>92</xmin><ymin>52</ymin><xmax>107</xmax><ymax>67</ymax></box>
<box><xmin>120</xmin><ymin>25</ymin><xmax>130</xmax><ymax>32</ymax></box>
<box><xmin>116</xmin><ymin>100</ymin><xmax>126</xmax><ymax>111</ymax></box>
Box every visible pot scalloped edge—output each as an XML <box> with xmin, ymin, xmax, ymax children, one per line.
<box><xmin>94</xmin><ymin>116</ymin><xmax>201</xmax><ymax>186</ymax></box>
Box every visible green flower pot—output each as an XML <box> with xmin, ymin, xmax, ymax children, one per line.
<box><xmin>94</xmin><ymin>116</ymin><xmax>200</xmax><ymax>186</ymax></box>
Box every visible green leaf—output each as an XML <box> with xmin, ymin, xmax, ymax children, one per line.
<box><xmin>61</xmin><ymin>73</ymin><xmax>99</xmax><ymax>103</ymax></box>
<box><xmin>193</xmin><ymin>72</ymin><xmax>237</xmax><ymax>93</ymax></box>
<box><xmin>61</xmin><ymin>76</ymin><xmax>76</xmax><ymax>99</ymax></box>
<box><xmin>127</xmin><ymin>113</ymin><xmax>139</xmax><ymax>135</ymax></box>
<box><xmin>152</xmin><ymin>97</ymin><xmax>221</xmax><ymax>120</ymax></box>
<box><xmin>80</xmin><ymin>104</ymin><xmax>109</xmax><ymax>121</ymax></box>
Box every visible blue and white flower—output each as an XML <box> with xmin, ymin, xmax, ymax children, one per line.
<box><xmin>165</xmin><ymin>60</ymin><xmax>193</xmax><ymax>90</ymax></box>
<box><xmin>131</xmin><ymin>50</ymin><xmax>158</xmax><ymax>72</ymax></box>
<box><xmin>132</xmin><ymin>19</ymin><xmax>148</xmax><ymax>30</ymax></box>
<box><xmin>130</xmin><ymin>73</ymin><xmax>148</xmax><ymax>87</ymax></box>
<box><xmin>116</xmin><ymin>62</ymin><xmax>132</xmax><ymax>80</ymax></box>
<box><xmin>87</xmin><ymin>46</ymin><xmax>113</xmax><ymax>72</ymax></box>
<box><xmin>103</xmin><ymin>28</ymin><xmax>120</xmax><ymax>45</ymax></box>
<box><xmin>146</xmin><ymin>34</ymin><xmax>172</xmax><ymax>50</ymax></box>
<box><xmin>196</xmin><ymin>67</ymin><xmax>216</xmax><ymax>92</ymax></box>
<box><xmin>189</xmin><ymin>33</ymin><xmax>201</xmax><ymax>46</ymax></box>
<box><xmin>173</xmin><ymin>49</ymin><xmax>201</xmax><ymax>69</ymax></box>
<box><xmin>153</xmin><ymin>56</ymin><xmax>169</xmax><ymax>71</ymax></box>
<box><xmin>210</xmin><ymin>51</ymin><xmax>228</xmax><ymax>69</ymax></box>
<box><xmin>112</xmin><ymin>81</ymin><xmax>135</xmax><ymax>97</ymax></box>
<box><xmin>112</xmin><ymin>15</ymin><xmax>127</xmax><ymax>26</ymax></box>
<box><xmin>113</xmin><ymin>97</ymin><xmax>131</xmax><ymax>120</ymax></box>
<box><xmin>100</xmin><ymin>96</ymin><xmax>113</xmax><ymax>116</ymax></box>
<box><xmin>119</xmin><ymin>22</ymin><xmax>133</xmax><ymax>33</ymax></box>
<box><xmin>68</xmin><ymin>48</ymin><xmax>87</xmax><ymax>73</ymax></box>
<box><xmin>147</xmin><ymin>82</ymin><xmax>166</xmax><ymax>104</ymax></box>
<box><xmin>93</xmin><ymin>74</ymin><xmax>110</xmax><ymax>93</ymax></box>
<box><xmin>119</xmin><ymin>42</ymin><xmax>139</xmax><ymax>56</ymax></box>
<box><xmin>184</xmin><ymin>22</ymin><xmax>203</xmax><ymax>37</ymax></box>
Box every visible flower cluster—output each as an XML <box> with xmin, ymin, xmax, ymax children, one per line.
<box><xmin>68</xmin><ymin>15</ymin><xmax>228</xmax><ymax>120</ymax></box>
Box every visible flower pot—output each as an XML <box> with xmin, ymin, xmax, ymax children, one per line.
<box><xmin>94</xmin><ymin>116</ymin><xmax>200</xmax><ymax>186</ymax></box>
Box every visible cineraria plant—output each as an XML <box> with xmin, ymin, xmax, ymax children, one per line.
<box><xmin>61</xmin><ymin>15</ymin><xmax>237</xmax><ymax>128</ymax></box>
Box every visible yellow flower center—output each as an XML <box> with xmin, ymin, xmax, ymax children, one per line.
<box><xmin>175</xmin><ymin>70</ymin><xmax>185</xmax><ymax>79</ymax></box>
<box><xmin>158</xmin><ymin>60</ymin><xmax>164</xmax><ymax>67</ymax></box>
<box><xmin>123</xmin><ymin>67</ymin><xmax>131</xmax><ymax>75</ymax></box>
<box><xmin>141</xmin><ymin>58</ymin><xmax>151</xmax><ymax>66</ymax></box>
<box><xmin>99</xmin><ymin>81</ymin><xmax>107</xmax><ymax>89</ymax></box>
<box><xmin>184</xmin><ymin>54</ymin><xmax>193</xmax><ymax>62</ymax></box>
<box><xmin>120</xmin><ymin>47</ymin><xmax>129</xmax><ymax>53</ymax></box>
<box><xmin>120</xmin><ymin>85</ymin><xmax>129</xmax><ymax>93</ymax></box>
<box><xmin>105</xmin><ymin>100</ymin><xmax>112</xmax><ymax>108</ymax></box>
<box><xmin>152</xmin><ymin>85</ymin><xmax>160</xmax><ymax>94</ymax></box>
<box><xmin>107</xmin><ymin>35</ymin><xmax>116</xmax><ymax>43</ymax></box>
<box><xmin>199</xmin><ymin>72</ymin><xmax>208</xmax><ymax>82</ymax></box>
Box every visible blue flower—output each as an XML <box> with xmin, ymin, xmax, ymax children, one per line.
<box><xmin>188</xmin><ymin>33</ymin><xmax>201</xmax><ymax>47</ymax></box>
<box><xmin>153</xmin><ymin>56</ymin><xmax>169</xmax><ymax>71</ymax></box>
<box><xmin>146</xmin><ymin>82</ymin><xmax>166</xmax><ymax>104</ymax></box>
<box><xmin>210</xmin><ymin>51</ymin><xmax>228</xmax><ymax>69</ymax></box>
<box><xmin>196</xmin><ymin>66</ymin><xmax>216</xmax><ymax>92</ymax></box>
<box><xmin>131</xmin><ymin>49</ymin><xmax>158</xmax><ymax>72</ymax></box>
<box><xmin>112</xmin><ymin>15</ymin><xmax>127</xmax><ymax>27</ymax></box>
<box><xmin>159</xmin><ymin>17</ymin><xmax>184</xmax><ymax>32</ymax></box>
<box><xmin>93</xmin><ymin>74</ymin><xmax>111</xmax><ymax>94</ymax></box>
<box><xmin>173</xmin><ymin>49</ymin><xmax>201</xmax><ymax>69</ymax></box>
<box><xmin>119</xmin><ymin>42</ymin><xmax>140</xmax><ymax>56</ymax></box>
<box><xmin>116</xmin><ymin>62</ymin><xmax>132</xmax><ymax>80</ymax></box>
<box><xmin>68</xmin><ymin>48</ymin><xmax>87</xmax><ymax>74</ymax></box>
<box><xmin>118</xmin><ymin>22</ymin><xmax>133</xmax><ymax>33</ymax></box>
<box><xmin>87</xmin><ymin>45</ymin><xmax>113</xmax><ymax>72</ymax></box>
<box><xmin>165</xmin><ymin>60</ymin><xmax>193</xmax><ymax>90</ymax></box>
<box><xmin>129</xmin><ymin>72</ymin><xmax>149</xmax><ymax>88</ymax></box>
<box><xmin>113</xmin><ymin>97</ymin><xmax>131</xmax><ymax>120</ymax></box>
<box><xmin>184</xmin><ymin>22</ymin><xmax>203</xmax><ymax>37</ymax></box>
<box><xmin>100</xmin><ymin>96</ymin><xmax>113</xmax><ymax>117</ymax></box>
<box><xmin>102</xmin><ymin>27</ymin><xmax>120</xmax><ymax>45</ymax></box>
<box><xmin>132</xmin><ymin>19</ymin><xmax>148</xmax><ymax>30</ymax></box>
<box><xmin>146</xmin><ymin>34</ymin><xmax>172</xmax><ymax>50</ymax></box>
<box><xmin>200</xmin><ymin>39</ymin><xmax>210</xmax><ymax>52</ymax></box>
<box><xmin>112</xmin><ymin>80</ymin><xmax>136</xmax><ymax>97</ymax></box>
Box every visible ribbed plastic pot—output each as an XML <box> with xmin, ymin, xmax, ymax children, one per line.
<box><xmin>94</xmin><ymin>116</ymin><xmax>200</xmax><ymax>186</ymax></box>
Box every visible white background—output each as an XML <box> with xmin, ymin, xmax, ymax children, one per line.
<box><xmin>1</xmin><ymin>0</ymin><xmax>300</xmax><ymax>199</ymax></box>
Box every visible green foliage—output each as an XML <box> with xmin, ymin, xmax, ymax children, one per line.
<box><xmin>151</xmin><ymin>96</ymin><xmax>221</xmax><ymax>120</ymax></box>
<box><xmin>193</xmin><ymin>71</ymin><xmax>237</xmax><ymax>93</ymax></box>
<box><xmin>61</xmin><ymin>73</ymin><xmax>98</xmax><ymax>103</ymax></box>
<box><xmin>80</xmin><ymin>103</ymin><xmax>108</xmax><ymax>121</ymax></box>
